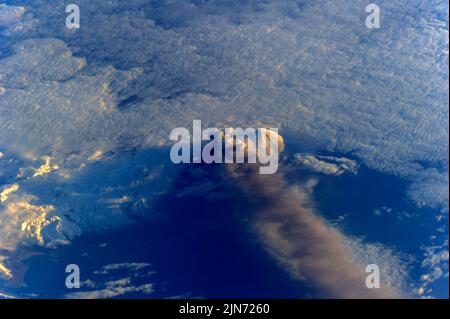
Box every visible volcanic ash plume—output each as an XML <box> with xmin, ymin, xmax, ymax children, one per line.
<box><xmin>226</xmin><ymin>131</ymin><xmax>402</xmax><ymax>298</ymax></box>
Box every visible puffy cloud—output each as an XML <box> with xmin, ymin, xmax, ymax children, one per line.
<box><xmin>294</xmin><ymin>153</ymin><xmax>359</xmax><ymax>175</ymax></box>
<box><xmin>65</xmin><ymin>280</ymin><xmax>154</xmax><ymax>299</ymax></box>
<box><xmin>0</xmin><ymin>4</ymin><xmax>25</xmax><ymax>27</ymax></box>
<box><xmin>0</xmin><ymin>38</ymin><xmax>86</xmax><ymax>88</ymax></box>
<box><xmin>0</xmin><ymin>3</ymin><xmax>37</xmax><ymax>37</ymax></box>
<box><xmin>65</xmin><ymin>262</ymin><xmax>154</xmax><ymax>299</ymax></box>
<box><xmin>414</xmin><ymin>238</ymin><xmax>449</xmax><ymax>298</ymax></box>
<box><xmin>0</xmin><ymin>38</ymin><xmax>147</xmax><ymax>158</ymax></box>
<box><xmin>2</xmin><ymin>0</ymin><xmax>444</xmax><ymax>209</ymax></box>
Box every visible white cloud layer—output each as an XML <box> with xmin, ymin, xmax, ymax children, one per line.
<box><xmin>2</xmin><ymin>0</ymin><xmax>447</xmax><ymax>207</ymax></box>
<box><xmin>0</xmin><ymin>0</ymin><xmax>448</xmax><ymax>297</ymax></box>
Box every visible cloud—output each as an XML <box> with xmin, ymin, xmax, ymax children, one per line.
<box><xmin>0</xmin><ymin>193</ymin><xmax>80</xmax><ymax>250</ymax></box>
<box><xmin>65</xmin><ymin>262</ymin><xmax>154</xmax><ymax>299</ymax></box>
<box><xmin>0</xmin><ymin>39</ymin><xmax>172</xmax><ymax>282</ymax></box>
<box><xmin>373</xmin><ymin>206</ymin><xmax>414</xmax><ymax>221</ymax></box>
<box><xmin>0</xmin><ymin>191</ymin><xmax>82</xmax><ymax>279</ymax></box>
<box><xmin>0</xmin><ymin>148</ymin><xmax>171</xmax><ymax>280</ymax></box>
<box><xmin>1</xmin><ymin>0</ymin><xmax>448</xmax><ymax>209</ymax></box>
<box><xmin>0</xmin><ymin>152</ymin><xmax>82</xmax><ymax>279</ymax></box>
<box><xmin>32</xmin><ymin>156</ymin><xmax>59</xmax><ymax>177</ymax></box>
<box><xmin>0</xmin><ymin>0</ymin><xmax>448</xmax><ymax>297</ymax></box>
<box><xmin>0</xmin><ymin>256</ymin><xmax>13</xmax><ymax>280</ymax></box>
<box><xmin>0</xmin><ymin>38</ymin><xmax>86</xmax><ymax>88</ymax></box>
<box><xmin>0</xmin><ymin>3</ymin><xmax>36</xmax><ymax>36</ymax></box>
<box><xmin>0</xmin><ymin>291</ymin><xmax>15</xmax><ymax>299</ymax></box>
<box><xmin>0</xmin><ymin>183</ymin><xmax>19</xmax><ymax>203</ymax></box>
<box><xmin>0</xmin><ymin>4</ymin><xmax>25</xmax><ymax>27</ymax></box>
<box><xmin>294</xmin><ymin>153</ymin><xmax>359</xmax><ymax>175</ymax></box>
<box><xmin>65</xmin><ymin>281</ymin><xmax>154</xmax><ymax>299</ymax></box>
<box><xmin>93</xmin><ymin>262</ymin><xmax>152</xmax><ymax>275</ymax></box>
<box><xmin>414</xmin><ymin>238</ymin><xmax>449</xmax><ymax>298</ymax></box>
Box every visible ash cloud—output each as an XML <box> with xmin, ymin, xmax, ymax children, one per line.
<box><xmin>228</xmin><ymin>164</ymin><xmax>405</xmax><ymax>298</ymax></box>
